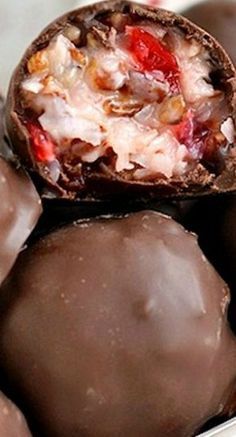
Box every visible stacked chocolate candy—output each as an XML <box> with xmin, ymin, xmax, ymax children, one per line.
<box><xmin>1</xmin><ymin>2</ymin><xmax>236</xmax><ymax>436</ymax></box>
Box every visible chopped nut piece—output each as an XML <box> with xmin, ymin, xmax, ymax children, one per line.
<box><xmin>63</xmin><ymin>25</ymin><xmax>81</xmax><ymax>44</ymax></box>
<box><xmin>27</xmin><ymin>50</ymin><xmax>49</xmax><ymax>74</ymax></box>
<box><xmin>215</xmin><ymin>132</ymin><xmax>226</xmax><ymax>143</ymax></box>
<box><xmin>87</xmin><ymin>32</ymin><xmax>100</xmax><ymax>49</ymax></box>
<box><xmin>159</xmin><ymin>95</ymin><xmax>186</xmax><ymax>124</ymax></box>
<box><xmin>41</xmin><ymin>76</ymin><xmax>65</xmax><ymax>97</ymax></box>
<box><xmin>69</xmin><ymin>48</ymin><xmax>87</xmax><ymax>66</ymax></box>
<box><xmin>110</xmin><ymin>12</ymin><xmax>129</xmax><ymax>31</ymax></box>
<box><xmin>86</xmin><ymin>54</ymin><xmax>127</xmax><ymax>91</ymax></box>
<box><xmin>103</xmin><ymin>98</ymin><xmax>142</xmax><ymax>116</ymax></box>
<box><xmin>91</xmin><ymin>26</ymin><xmax>110</xmax><ymax>47</ymax></box>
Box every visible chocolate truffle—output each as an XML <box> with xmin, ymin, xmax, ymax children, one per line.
<box><xmin>0</xmin><ymin>211</ymin><xmax>236</xmax><ymax>437</ymax></box>
<box><xmin>6</xmin><ymin>1</ymin><xmax>236</xmax><ymax>201</ymax></box>
<box><xmin>0</xmin><ymin>156</ymin><xmax>42</xmax><ymax>285</ymax></box>
<box><xmin>0</xmin><ymin>391</ymin><xmax>31</xmax><ymax>436</ymax></box>
<box><xmin>184</xmin><ymin>0</ymin><xmax>236</xmax><ymax>65</ymax></box>
<box><xmin>0</xmin><ymin>91</ymin><xmax>42</xmax><ymax>283</ymax></box>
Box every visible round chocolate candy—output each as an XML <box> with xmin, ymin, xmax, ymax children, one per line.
<box><xmin>0</xmin><ymin>92</ymin><xmax>42</xmax><ymax>284</ymax></box>
<box><xmin>0</xmin><ymin>211</ymin><xmax>235</xmax><ymax>437</ymax></box>
<box><xmin>184</xmin><ymin>0</ymin><xmax>236</xmax><ymax>65</ymax></box>
<box><xmin>0</xmin><ymin>156</ymin><xmax>42</xmax><ymax>285</ymax></box>
<box><xmin>6</xmin><ymin>1</ymin><xmax>236</xmax><ymax>201</ymax></box>
<box><xmin>0</xmin><ymin>391</ymin><xmax>31</xmax><ymax>436</ymax></box>
<box><xmin>0</xmin><ymin>94</ymin><xmax>4</xmax><ymax>143</ymax></box>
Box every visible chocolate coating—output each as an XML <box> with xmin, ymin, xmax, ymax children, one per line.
<box><xmin>184</xmin><ymin>0</ymin><xmax>236</xmax><ymax>65</ymax></box>
<box><xmin>0</xmin><ymin>211</ymin><xmax>236</xmax><ymax>437</ymax></box>
<box><xmin>0</xmin><ymin>391</ymin><xmax>31</xmax><ymax>437</ymax></box>
<box><xmin>6</xmin><ymin>0</ymin><xmax>236</xmax><ymax>201</ymax></box>
<box><xmin>0</xmin><ymin>156</ymin><xmax>42</xmax><ymax>285</ymax></box>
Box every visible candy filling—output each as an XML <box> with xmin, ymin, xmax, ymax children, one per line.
<box><xmin>21</xmin><ymin>12</ymin><xmax>234</xmax><ymax>189</ymax></box>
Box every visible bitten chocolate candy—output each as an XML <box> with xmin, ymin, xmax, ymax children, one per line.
<box><xmin>0</xmin><ymin>211</ymin><xmax>236</xmax><ymax>437</ymax></box>
<box><xmin>0</xmin><ymin>156</ymin><xmax>42</xmax><ymax>285</ymax></box>
<box><xmin>0</xmin><ymin>391</ymin><xmax>31</xmax><ymax>437</ymax></box>
<box><xmin>6</xmin><ymin>1</ymin><xmax>236</xmax><ymax>201</ymax></box>
<box><xmin>184</xmin><ymin>0</ymin><xmax>236</xmax><ymax>65</ymax></box>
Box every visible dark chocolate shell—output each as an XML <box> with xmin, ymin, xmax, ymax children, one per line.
<box><xmin>6</xmin><ymin>1</ymin><xmax>236</xmax><ymax>201</ymax></box>
<box><xmin>0</xmin><ymin>211</ymin><xmax>236</xmax><ymax>436</ymax></box>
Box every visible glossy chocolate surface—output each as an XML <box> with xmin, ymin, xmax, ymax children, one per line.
<box><xmin>0</xmin><ymin>92</ymin><xmax>42</xmax><ymax>284</ymax></box>
<box><xmin>0</xmin><ymin>156</ymin><xmax>42</xmax><ymax>285</ymax></box>
<box><xmin>0</xmin><ymin>211</ymin><xmax>236</xmax><ymax>437</ymax></box>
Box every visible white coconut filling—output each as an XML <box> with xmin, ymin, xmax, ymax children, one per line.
<box><xmin>173</xmin><ymin>35</ymin><xmax>216</xmax><ymax>103</ymax></box>
<box><xmin>22</xmin><ymin>28</ymin><xmax>233</xmax><ymax>179</ymax></box>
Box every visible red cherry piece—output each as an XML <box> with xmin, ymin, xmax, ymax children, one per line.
<box><xmin>27</xmin><ymin>122</ymin><xmax>56</xmax><ymax>163</ymax></box>
<box><xmin>174</xmin><ymin>111</ymin><xmax>209</xmax><ymax>160</ymax></box>
<box><xmin>126</xmin><ymin>27</ymin><xmax>180</xmax><ymax>93</ymax></box>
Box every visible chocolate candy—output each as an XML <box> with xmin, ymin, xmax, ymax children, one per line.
<box><xmin>0</xmin><ymin>156</ymin><xmax>42</xmax><ymax>285</ymax></box>
<box><xmin>0</xmin><ymin>211</ymin><xmax>236</xmax><ymax>436</ymax></box>
<box><xmin>184</xmin><ymin>0</ymin><xmax>236</xmax><ymax>65</ymax></box>
<box><xmin>6</xmin><ymin>1</ymin><xmax>236</xmax><ymax>201</ymax></box>
<box><xmin>0</xmin><ymin>391</ymin><xmax>31</xmax><ymax>436</ymax></box>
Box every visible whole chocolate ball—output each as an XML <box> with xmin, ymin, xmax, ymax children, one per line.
<box><xmin>0</xmin><ymin>211</ymin><xmax>235</xmax><ymax>437</ymax></box>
